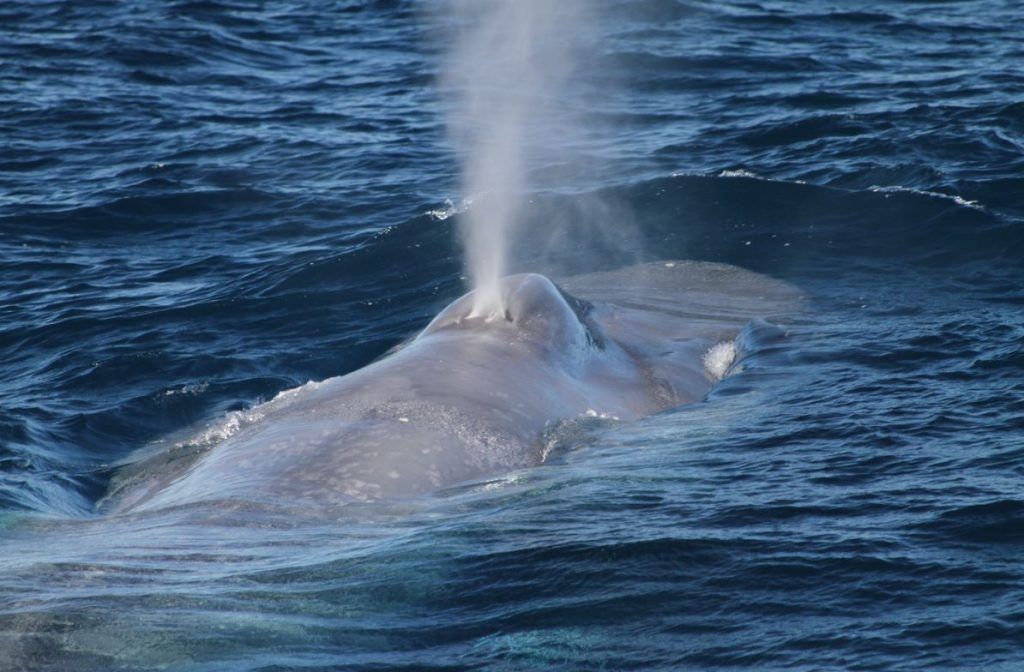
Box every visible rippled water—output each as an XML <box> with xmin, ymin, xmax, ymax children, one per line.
<box><xmin>2</xmin><ymin>1</ymin><xmax>1023</xmax><ymax>670</ymax></box>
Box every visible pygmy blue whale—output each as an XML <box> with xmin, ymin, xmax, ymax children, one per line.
<box><xmin>101</xmin><ymin>261</ymin><xmax>801</xmax><ymax>514</ymax></box>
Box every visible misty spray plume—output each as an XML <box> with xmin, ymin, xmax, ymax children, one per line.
<box><xmin>442</xmin><ymin>0</ymin><xmax>588</xmax><ymax>318</ymax></box>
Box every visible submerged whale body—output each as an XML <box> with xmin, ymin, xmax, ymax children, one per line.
<box><xmin>102</xmin><ymin>261</ymin><xmax>801</xmax><ymax>514</ymax></box>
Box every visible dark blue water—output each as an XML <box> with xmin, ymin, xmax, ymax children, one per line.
<box><xmin>2</xmin><ymin>1</ymin><xmax>1023</xmax><ymax>670</ymax></box>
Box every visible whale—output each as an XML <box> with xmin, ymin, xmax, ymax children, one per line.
<box><xmin>100</xmin><ymin>261</ymin><xmax>801</xmax><ymax>515</ymax></box>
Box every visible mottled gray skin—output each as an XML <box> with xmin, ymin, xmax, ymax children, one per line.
<box><xmin>102</xmin><ymin>261</ymin><xmax>800</xmax><ymax>514</ymax></box>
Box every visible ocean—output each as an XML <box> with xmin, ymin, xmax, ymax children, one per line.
<box><xmin>1</xmin><ymin>1</ymin><xmax>1022</xmax><ymax>670</ymax></box>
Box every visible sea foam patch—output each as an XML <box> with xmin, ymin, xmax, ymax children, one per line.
<box><xmin>703</xmin><ymin>341</ymin><xmax>737</xmax><ymax>382</ymax></box>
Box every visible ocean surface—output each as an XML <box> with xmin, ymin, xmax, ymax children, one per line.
<box><xmin>2</xmin><ymin>0</ymin><xmax>1023</xmax><ymax>670</ymax></box>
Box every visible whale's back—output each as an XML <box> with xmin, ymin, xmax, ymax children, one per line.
<box><xmin>101</xmin><ymin>261</ymin><xmax>802</xmax><ymax>515</ymax></box>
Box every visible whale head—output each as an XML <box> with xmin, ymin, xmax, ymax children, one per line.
<box><xmin>418</xmin><ymin>274</ymin><xmax>604</xmax><ymax>354</ymax></box>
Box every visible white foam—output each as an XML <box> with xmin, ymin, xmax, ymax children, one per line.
<box><xmin>177</xmin><ymin>407</ymin><xmax>264</xmax><ymax>449</ymax></box>
<box><xmin>425</xmin><ymin>197</ymin><xmax>471</xmax><ymax>221</ymax></box>
<box><xmin>171</xmin><ymin>379</ymin><xmax>326</xmax><ymax>450</ymax></box>
<box><xmin>868</xmin><ymin>185</ymin><xmax>982</xmax><ymax>209</ymax></box>
<box><xmin>703</xmin><ymin>341</ymin><xmax>737</xmax><ymax>382</ymax></box>
<box><xmin>163</xmin><ymin>382</ymin><xmax>209</xmax><ymax>397</ymax></box>
<box><xmin>714</xmin><ymin>169</ymin><xmax>806</xmax><ymax>185</ymax></box>
<box><xmin>718</xmin><ymin>168</ymin><xmax>761</xmax><ymax>179</ymax></box>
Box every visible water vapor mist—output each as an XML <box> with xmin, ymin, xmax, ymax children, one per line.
<box><xmin>442</xmin><ymin>0</ymin><xmax>588</xmax><ymax>318</ymax></box>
